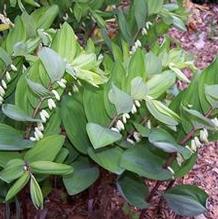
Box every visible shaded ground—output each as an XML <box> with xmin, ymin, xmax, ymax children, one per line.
<box><xmin>0</xmin><ymin>2</ymin><xmax>218</xmax><ymax>219</ymax></box>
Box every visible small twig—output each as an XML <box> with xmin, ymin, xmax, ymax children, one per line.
<box><xmin>108</xmin><ymin>115</ymin><xmax>118</xmax><ymax>128</ymax></box>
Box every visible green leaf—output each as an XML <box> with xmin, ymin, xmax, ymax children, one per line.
<box><xmin>23</xmin><ymin>0</ymin><xmax>40</xmax><ymax>7</ymax></box>
<box><xmin>172</xmin><ymin>16</ymin><xmax>186</xmax><ymax>32</ymax></box>
<box><xmin>205</xmin><ymin>84</ymin><xmax>218</xmax><ymax>109</ymax></box>
<box><xmin>133</xmin><ymin>0</ymin><xmax>147</xmax><ymax>29</ymax></box>
<box><xmin>2</xmin><ymin>104</ymin><xmax>41</xmax><ymax>122</ymax></box>
<box><xmin>133</xmin><ymin>122</ymin><xmax>150</xmax><ymax>137</ymax></box>
<box><xmin>109</xmin><ymin>84</ymin><xmax>133</xmax><ymax>115</ymax></box>
<box><xmin>31</xmin><ymin>5</ymin><xmax>59</xmax><ymax>29</ymax></box>
<box><xmin>117</xmin><ymin>172</ymin><xmax>149</xmax><ymax>209</ymax></box>
<box><xmin>5</xmin><ymin>16</ymin><xmax>26</xmax><ymax>54</ymax></box>
<box><xmin>30</xmin><ymin>161</ymin><xmax>73</xmax><ymax>175</ymax></box>
<box><xmin>0</xmin><ymin>159</ymin><xmax>25</xmax><ymax>183</ymax></box>
<box><xmin>24</xmin><ymin>135</ymin><xmax>65</xmax><ymax>162</ymax></box>
<box><xmin>164</xmin><ymin>185</ymin><xmax>208</xmax><ymax>216</ymax></box>
<box><xmin>52</xmin><ymin>22</ymin><xmax>79</xmax><ymax>63</ymax></box>
<box><xmin>61</xmin><ymin>94</ymin><xmax>92</xmax><ymax>154</ymax></box>
<box><xmin>63</xmin><ymin>158</ymin><xmax>99</xmax><ymax>195</ymax></box>
<box><xmin>0</xmin><ymin>123</ymin><xmax>32</xmax><ymax>151</ymax></box>
<box><xmin>128</xmin><ymin>49</ymin><xmax>146</xmax><ymax>85</ymax></box>
<box><xmin>149</xmin><ymin>128</ymin><xmax>191</xmax><ymax>158</ymax></box>
<box><xmin>39</xmin><ymin>47</ymin><xmax>66</xmax><ymax>82</ymax></box>
<box><xmin>0</xmin><ymin>47</ymin><xmax>12</xmax><ymax>66</ymax></box>
<box><xmin>86</xmin><ymin>123</ymin><xmax>122</xmax><ymax>149</ymax></box>
<box><xmin>145</xmin><ymin>52</ymin><xmax>162</xmax><ymax>75</ymax></box>
<box><xmin>30</xmin><ymin>174</ymin><xmax>43</xmax><ymax>209</ymax></box>
<box><xmin>146</xmin><ymin>98</ymin><xmax>180</xmax><ymax>127</ymax></box>
<box><xmin>131</xmin><ymin>77</ymin><xmax>148</xmax><ymax>100</ymax></box>
<box><xmin>182</xmin><ymin>106</ymin><xmax>215</xmax><ymax>130</ymax></box>
<box><xmin>198</xmin><ymin>58</ymin><xmax>218</xmax><ymax>113</ymax></box>
<box><xmin>147</xmin><ymin>0</ymin><xmax>163</xmax><ymax>15</ymax></box>
<box><xmin>26</xmin><ymin>78</ymin><xmax>50</xmax><ymax>97</ymax></box>
<box><xmin>117</xmin><ymin>10</ymin><xmax>132</xmax><ymax>43</ymax></box>
<box><xmin>0</xmin><ymin>152</ymin><xmax>22</xmax><ymax>168</ymax></box>
<box><xmin>88</xmin><ymin>146</ymin><xmax>124</xmax><ymax>174</ymax></box>
<box><xmin>84</xmin><ymin>87</ymin><xmax>111</xmax><ymax>126</ymax></box>
<box><xmin>146</xmin><ymin>71</ymin><xmax>176</xmax><ymax>99</ymax></box>
<box><xmin>5</xmin><ymin>171</ymin><xmax>30</xmax><ymax>201</ymax></box>
<box><xmin>120</xmin><ymin>144</ymin><xmax>172</xmax><ymax>180</ymax></box>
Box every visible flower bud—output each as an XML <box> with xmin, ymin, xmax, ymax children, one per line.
<box><xmin>41</xmin><ymin>110</ymin><xmax>50</xmax><ymax>119</ymax></box>
<box><xmin>40</xmin><ymin>112</ymin><xmax>47</xmax><ymax>123</ymax></box>
<box><xmin>30</xmin><ymin>137</ymin><xmax>37</xmax><ymax>142</ymax></box>
<box><xmin>35</xmin><ymin>127</ymin><xmax>44</xmax><ymax>139</ymax></box>
<box><xmin>190</xmin><ymin>140</ymin><xmax>197</xmax><ymax>152</ymax></box>
<box><xmin>127</xmin><ymin>138</ymin><xmax>135</xmax><ymax>145</ymax></box>
<box><xmin>211</xmin><ymin>117</ymin><xmax>218</xmax><ymax>128</ymax></box>
<box><xmin>111</xmin><ymin>127</ymin><xmax>120</xmax><ymax>133</ymax></box>
<box><xmin>48</xmin><ymin>98</ymin><xmax>56</xmax><ymax>110</ymax></box>
<box><xmin>134</xmin><ymin>100</ymin><xmax>141</xmax><ymax>108</ymax></box>
<box><xmin>131</xmin><ymin>104</ymin><xmax>137</xmax><ymax>114</ymax></box>
<box><xmin>167</xmin><ymin>166</ymin><xmax>175</xmax><ymax>175</ymax></box>
<box><xmin>52</xmin><ymin>90</ymin><xmax>60</xmax><ymax>101</ymax></box>
<box><xmin>199</xmin><ymin>129</ymin><xmax>208</xmax><ymax>144</ymax></box>
<box><xmin>194</xmin><ymin>136</ymin><xmax>202</xmax><ymax>147</ymax></box>
<box><xmin>10</xmin><ymin>64</ymin><xmax>17</xmax><ymax>71</ymax></box>
<box><xmin>133</xmin><ymin>132</ymin><xmax>141</xmax><ymax>142</ymax></box>
<box><xmin>73</xmin><ymin>84</ymin><xmax>79</xmax><ymax>92</ymax></box>
<box><xmin>1</xmin><ymin>80</ymin><xmax>7</xmax><ymax>89</ymax></box>
<box><xmin>141</xmin><ymin>28</ymin><xmax>148</xmax><ymax>36</ymax></box>
<box><xmin>57</xmin><ymin>80</ymin><xmax>66</xmax><ymax>89</ymax></box>
<box><xmin>176</xmin><ymin>153</ymin><xmax>184</xmax><ymax>166</ymax></box>
<box><xmin>145</xmin><ymin>21</ymin><xmax>153</xmax><ymax>29</ymax></box>
<box><xmin>0</xmin><ymin>86</ymin><xmax>5</xmax><ymax>96</ymax></box>
<box><xmin>116</xmin><ymin>120</ymin><xmax>125</xmax><ymax>131</ymax></box>
<box><xmin>37</xmin><ymin>122</ymin><xmax>44</xmax><ymax>131</ymax></box>
<box><xmin>6</xmin><ymin>71</ymin><xmax>11</xmax><ymax>82</ymax></box>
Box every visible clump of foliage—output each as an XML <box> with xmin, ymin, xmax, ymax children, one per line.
<box><xmin>0</xmin><ymin>0</ymin><xmax>217</xmax><ymax>218</ymax></box>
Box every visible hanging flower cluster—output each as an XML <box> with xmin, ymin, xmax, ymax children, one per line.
<box><xmin>0</xmin><ymin>65</ymin><xmax>16</xmax><ymax>105</ymax></box>
<box><xmin>30</xmin><ymin>78</ymin><xmax>67</xmax><ymax>142</ymax></box>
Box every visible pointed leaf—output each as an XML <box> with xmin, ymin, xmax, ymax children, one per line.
<box><xmin>87</xmin><ymin>123</ymin><xmax>122</xmax><ymax>149</ymax></box>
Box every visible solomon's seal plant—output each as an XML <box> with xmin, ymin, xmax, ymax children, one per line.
<box><xmin>0</xmin><ymin>0</ymin><xmax>216</xmax><ymax>218</ymax></box>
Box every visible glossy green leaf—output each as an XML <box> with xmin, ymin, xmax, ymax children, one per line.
<box><xmin>145</xmin><ymin>52</ymin><xmax>162</xmax><ymax>75</ymax></box>
<box><xmin>26</xmin><ymin>78</ymin><xmax>50</xmax><ymax>97</ymax></box>
<box><xmin>31</xmin><ymin>5</ymin><xmax>59</xmax><ymax>29</ymax></box>
<box><xmin>133</xmin><ymin>0</ymin><xmax>147</xmax><ymax>29</ymax></box>
<box><xmin>146</xmin><ymin>98</ymin><xmax>180</xmax><ymax>127</ymax></box>
<box><xmin>24</xmin><ymin>135</ymin><xmax>65</xmax><ymax>162</ymax></box>
<box><xmin>52</xmin><ymin>22</ymin><xmax>78</xmax><ymax>63</ymax></box>
<box><xmin>0</xmin><ymin>159</ymin><xmax>24</xmax><ymax>183</ymax></box>
<box><xmin>0</xmin><ymin>152</ymin><xmax>22</xmax><ymax>168</ymax></box>
<box><xmin>84</xmin><ymin>87</ymin><xmax>111</xmax><ymax>126</ymax></box>
<box><xmin>0</xmin><ymin>47</ymin><xmax>12</xmax><ymax>66</ymax></box>
<box><xmin>120</xmin><ymin>144</ymin><xmax>172</xmax><ymax>180</ymax></box>
<box><xmin>109</xmin><ymin>84</ymin><xmax>133</xmax><ymax>115</ymax></box>
<box><xmin>0</xmin><ymin>123</ymin><xmax>32</xmax><ymax>151</ymax></box>
<box><xmin>2</xmin><ymin>104</ymin><xmax>41</xmax><ymax>122</ymax></box>
<box><xmin>5</xmin><ymin>171</ymin><xmax>30</xmax><ymax>201</ymax></box>
<box><xmin>86</xmin><ymin>123</ymin><xmax>122</xmax><ymax>149</ymax></box>
<box><xmin>146</xmin><ymin>71</ymin><xmax>176</xmax><ymax>99</ymax></box>
<box><xmin>117</xmin><ymin>172</ymin><xmax>149</xmax><ymax>209</ymax></box>
<box><xmin>164</xmin><ymin>185</ymin><xmax>208</xmax><ymax>216</ymax></box>
<box><xmin>63</xmin><ymin>158</ymin><xmax>99</xmax><ymax>195</ymax></box>
<box><xmin>30</xmin><ymin>174</ymin><xmax>43</xmax><ymax>209</ymax></box>
<box><xmin>149</xmin><ymin>128</ymin><xmax>191</xmax><ymax>158</ymax></box>
<box><xmin>117</xmin><ymin>10</ymin><xmax>132</xmax><ymax>43</ymax></box>
<box><xmin>131</xmin><ymin>77</ymin><xmax>148</xmax><ymax>100</ymax></box>
<box><xmin>88</xmin><ymin>146</ymin><xmax>124</xmax><ymax>175</ymax></box>
<box><xmin>39</xmin><ymin>47</ymin><xmax>66</xmax><ymax>82</ymax></box>
<box><xmin>61</xmin><ymin>94</ymin><xmax>92</xmax><ymax>154</ymax></box>
<box><xmin>30</xmin><ymin>161</ymin><xmax>73</xmax><ymax>175</ymax></box>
